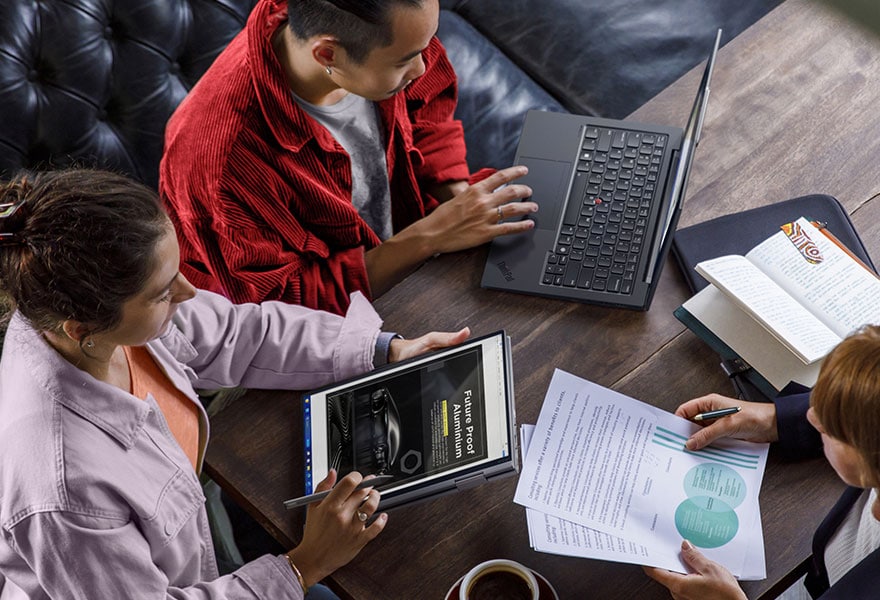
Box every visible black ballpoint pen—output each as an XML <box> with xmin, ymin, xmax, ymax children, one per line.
<box><xmin>693</xmin><ymin>406</ymin><xmax>741</xmax><ymax>421</ymax></box>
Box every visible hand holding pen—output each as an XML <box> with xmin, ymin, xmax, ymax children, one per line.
<box><xmin>286</xmin><ymin>470</ymin><xmax>389</xmax><ymax>588</ymax></box>
<box><xmin>675</xmin><ymin>394</ymin><xmax>780</xmax><ymax>450</ymax></box>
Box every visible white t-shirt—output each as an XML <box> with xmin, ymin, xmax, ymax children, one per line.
<box><xmin>293</xmin><ymin>91</ymin><xmax>393</xmax><ymax>240</ymax></box>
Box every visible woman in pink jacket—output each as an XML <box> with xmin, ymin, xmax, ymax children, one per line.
<box><xmin>0</xmin><ymin>168</ymin><xmax>467</xmax><ymax>599</ymax></box>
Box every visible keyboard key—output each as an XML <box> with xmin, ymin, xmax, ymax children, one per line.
<box><xmin>562</xmin><ymin>173</ymin><xmax>588</xmax><ymax>226</ymax></box>
<box><xmin>563</xmin><ymin>262</ymin><xmax>580</xmax><ymax>287</ymax></box>
<box><xmin>597</xmin><ymin>130</ymin><xmax>612</xmax><ymax>152</ymax></box>
<box><xmin>577</xmin><ymin>268</ymin><xmax>594</xmax><ymax>289</ymax></box>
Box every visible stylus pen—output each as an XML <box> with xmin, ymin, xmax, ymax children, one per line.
<box><xmin>693</xmin><ymin>406</ymin><xmax>741</xmax><ymax>421</ymax></box>
<box><xmin>283</xmin><ymin>475</ymin><xmax>395</xmax><ymax>510</ymax></box>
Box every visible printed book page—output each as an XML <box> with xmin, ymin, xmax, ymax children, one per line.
<box><xmin>695</xmin><ymin>254</ymin><xmax>840</xmax><ymax>364</ymax></box>
<box><xmin>681</xmin><ymin>285</ymin><xmax>824</xmax><ymax>390</ymax></box>
<box><xmin>745</xmin><ymin>218</ymin><xmax>880</xmax><ymax>339</ymax></box>
<box><xmin>514</xmin><ymin>370</ymin><xmax>768</xmax><ymax>578</ymax></box>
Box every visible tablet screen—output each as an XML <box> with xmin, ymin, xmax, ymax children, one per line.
<box><xmin>303</xmin><ymin>331</ymin><xmax>514</xmax><ymax>505</ymax></box>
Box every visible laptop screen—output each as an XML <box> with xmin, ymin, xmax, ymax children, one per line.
<box><xmin>646</xmin><ymin>28</ymin><xmax>723</xmax><ymax>283</ymax></box>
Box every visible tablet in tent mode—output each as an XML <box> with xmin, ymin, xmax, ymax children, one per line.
<box><xmin>301</xmin><ymin>330</ymin><xmax>518</xmax><ymax>509</ymax></box>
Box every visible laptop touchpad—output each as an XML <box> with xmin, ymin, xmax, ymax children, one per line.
<box><xmin>517</xmin><ymin>156</ymin><xmax>570</xmax><ymax>231</ymax></box>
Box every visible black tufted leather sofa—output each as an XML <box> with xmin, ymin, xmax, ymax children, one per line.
<box><xmin>0</xmin><ymin>0</ymin><xmax>259</xmax><ymax>189</ymax></box>
<box><xmin>0</xmin><ymin>0</ymin><xmax>783</xmax><ymax>187</ymax></box>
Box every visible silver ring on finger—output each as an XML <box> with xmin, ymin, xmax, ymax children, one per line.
<box><xmin>496</xmin><ymin>205</ymin><xmax>504</xmax><ymax>223</ymax></box>
<box><xmin>356</xmin><ymin>510</ymin><xmax>369</xmax><ymax>523</ymax></box>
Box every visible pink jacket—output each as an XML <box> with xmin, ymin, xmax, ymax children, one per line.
<box><xmin>0</xmin><ymin>290</ymin><xmax>380</xmax><ymax>599</ymax></box>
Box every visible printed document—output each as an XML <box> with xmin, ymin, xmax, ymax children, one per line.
<box><xmin>515</xmin><ymin>369</ymin><xmax>768</xmax><ymax>578</ymax></box>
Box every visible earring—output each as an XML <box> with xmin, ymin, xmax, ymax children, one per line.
<box><xmin>85</xmin><ymin>338</ymin><xmax>94</xmax><ymax>349</ymax></box>
<box><xmin>326</xmin><ymin>66</ymin><xmax>332</xmax><ymax>75</ymax></box>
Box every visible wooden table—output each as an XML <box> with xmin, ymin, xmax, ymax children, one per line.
<box><xmin>205</xmin><ymin>0</ymin><xmax>880</xmax><ymax>597</ymax></box>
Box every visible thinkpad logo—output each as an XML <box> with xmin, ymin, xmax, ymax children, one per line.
<box><xmin>496</xmin><ymin>261</ymin><xmax>515</xmax><ymax>282</ymax></box>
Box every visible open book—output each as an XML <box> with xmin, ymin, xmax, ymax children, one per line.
<box><xmin>678</xmin><ymin>217</ymin><xmax>880</xmax><ymax>391</ymax></box>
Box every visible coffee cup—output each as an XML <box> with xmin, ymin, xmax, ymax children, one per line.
<box><xmin>459</xmin><ymin>559</ymin><xmax>539</xmax><ymax>600</ymax></box>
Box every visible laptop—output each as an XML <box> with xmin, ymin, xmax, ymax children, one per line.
<box><xmin>300</xmin><ymin>330</ymin><xmax>518</xmax><ymax>510</ymax></box>
<box><xmin>481</xmin><ymin>29</ymin><xmax>722</xmax><ymax>310</ymax></box>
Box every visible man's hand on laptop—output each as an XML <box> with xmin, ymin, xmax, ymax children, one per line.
<box><xmin>389</xmin><ymin>327</ymin><xmax>470</xmax><ymax>363</ymax></box>
<box><xmin>421</xmin><ymin>166</ymin><xmax>537</xmax><ymax>255</ymax></box>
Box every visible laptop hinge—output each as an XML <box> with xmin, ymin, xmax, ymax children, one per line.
<box><xmin>455</xmin><ymin>473</ymin><xmax>487</xmax><ymax>491</ymax></box>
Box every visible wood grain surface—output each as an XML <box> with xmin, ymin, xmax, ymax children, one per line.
<box><xmin>205</xmin><ymin>1</ymin><xmax>880</xmax><ymax>597</ymax></box>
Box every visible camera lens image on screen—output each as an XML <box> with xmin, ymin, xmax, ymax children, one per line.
<box><xmin>325</xmin><ymin>347</ymin><xmax>488</xmax><ymax>485</ymax></box>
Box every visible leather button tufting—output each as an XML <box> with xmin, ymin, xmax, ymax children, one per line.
<box><xmin>27</xmin><ymin>69</ymin><xmax>39</xmax><ymax>82</ymax></box>
<box><xmin>169</xmin><ymin>62</ymin><xmax>181</xmax><ymax>75</ymax></box>
<box><xmin>104</xmin><ymin>26</ymin><xmax>113</xmax><ymax>39</ymax></box>
<box><xmin>97</xmin><ymin>109</ymin><xmax>108</xmax><ymax>121</ymax></box>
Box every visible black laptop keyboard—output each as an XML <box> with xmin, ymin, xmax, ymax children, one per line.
<box><xmin>541</xmin><ymin>125</ymin><xmax>668</xmax><ymax>295</ymax></box>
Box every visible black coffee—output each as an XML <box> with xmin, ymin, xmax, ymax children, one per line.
<box><xmin>468</xmin><ymin>570</ymin><xmax>532</xmax><ymax>600</ymax></box>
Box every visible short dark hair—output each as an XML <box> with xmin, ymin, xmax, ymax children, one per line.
<box><xmin>287</xmin><ymin>0</ymin><xmax>423</xmax><ymax>63</ymax></box>
<box><xmin>0</xmin><ymin>169</ymin><xmax>169</xmax><ymax>335</ymax></box>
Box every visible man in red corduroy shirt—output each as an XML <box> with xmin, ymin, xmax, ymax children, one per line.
<box><xmin>160</xmin><ymin>0</ymin><xmax>538</xmax><ymax>315</ymax></box>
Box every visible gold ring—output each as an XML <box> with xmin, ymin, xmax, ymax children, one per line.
<box><xmin>496</xmin><ymin>205</ymin><xmax>504</xmax><ymax>222</ymax></box>
<box><xmin>357</xmin><ymin>510</ymin><xmax>368</xmax><ymax>522</ymax></box>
